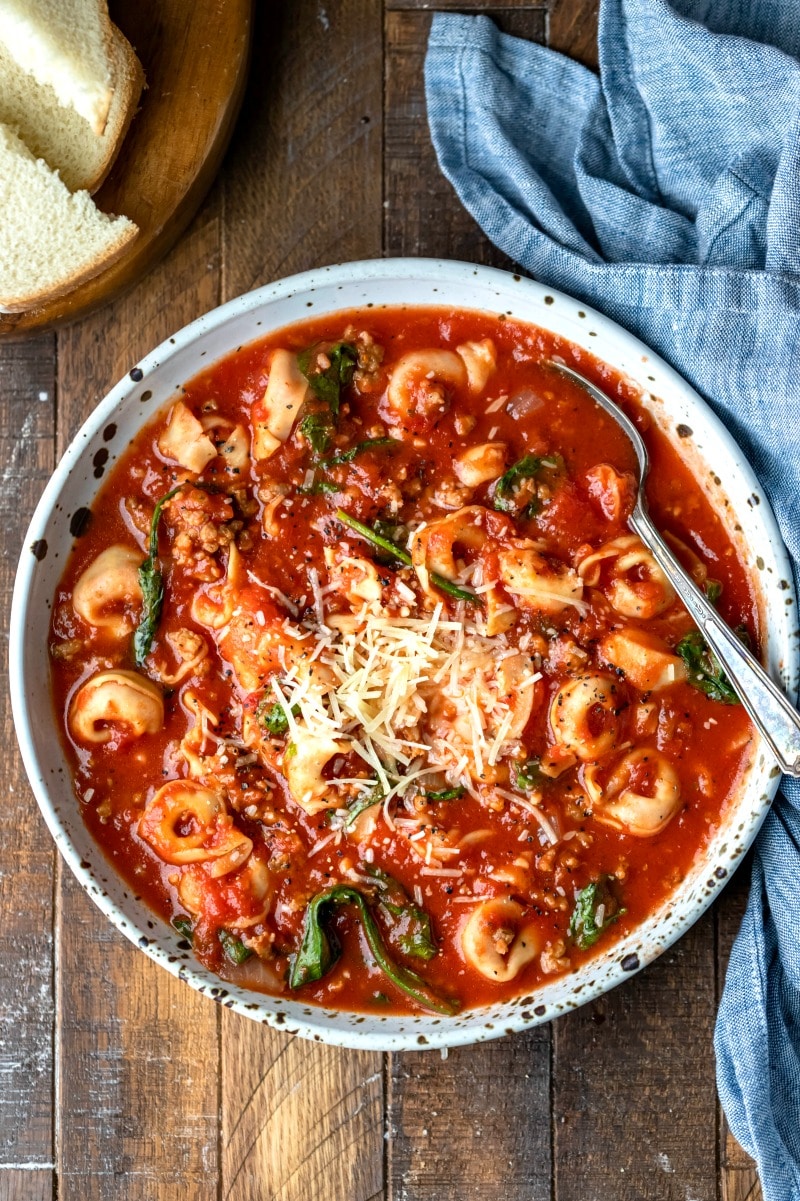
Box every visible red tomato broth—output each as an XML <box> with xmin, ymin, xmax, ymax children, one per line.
<box><xmin>49</xmin><ymin>306</ymin><xmax>758</xmax><ymax>1016</ymax></box>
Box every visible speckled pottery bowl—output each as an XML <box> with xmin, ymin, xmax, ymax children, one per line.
<box><xmin>10</xmin><ymin>259</ymin><xmax>799</xmax><ymax>1050</ymax></box>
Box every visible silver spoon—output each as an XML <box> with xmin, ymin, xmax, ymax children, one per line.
<box><xmin>550</xmin><ymin>360</ymin><xmax>800</xmax><ymax>777</ymax></box>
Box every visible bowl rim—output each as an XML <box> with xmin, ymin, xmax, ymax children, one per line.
<box><xmin>10</xmin><ymin>256</ymin><xmax>797</xmax><ymax>1050</ymax></box>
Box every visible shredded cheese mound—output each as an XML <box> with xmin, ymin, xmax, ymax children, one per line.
<box><xmin>272</xmin><ymin>601</ymin><xmax>541</xmax><ymax>795</ymax></box>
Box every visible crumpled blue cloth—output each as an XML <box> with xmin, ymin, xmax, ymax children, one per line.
<box><xmin>425</xmin><ymin>4</ymin><xmax>800</xmax><ymax>1197</ymax></box>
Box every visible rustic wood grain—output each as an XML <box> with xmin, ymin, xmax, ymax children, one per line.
<box><xmin>219</xmin><ymin>4</ymin><xmax>386</xmax><ymax>1199</ymax></box>
<box><xmin>0</xmin><ymin>335</ymin><xmax>56</xmax><ymax>1193</ymax></box>
<box><xmin>553</xmin><ymin>915</ymin><xmax>719</xmax><ymax>1201</ymax></box>
<box><xmin>55</xmin><ymin>877</ymin><xmax>219</xmax><ymax>1200</ymax></box>
<box><xmin>54</xmin><ymin>189</ymin><xmax>224</xmax><ymax>1201</ymax></box>
<box><xmin>0</xmin><ymin>0</ymin><xmax>251</xmax><ymax>336</ymax></box>
<box><xmin>0</xmin><ymin>1170</ymin><xmax>52</xmax><ymax>1201</ymax></box>
<box><xmin>388</xmin><ymin>1032</ymin><xmax>552</xmax><ymax>1200</ymax></box>
<box><xmin>384</xmin><ymin>9</ymin><xmax>545</xmax><ymax>269</ymax></box>
<box><xmin>223</xmin><ymin>1036</ymin><xmax>384</xmax><ymax>1201</ymax></box>
<box><xmin>222</xmin><ymin>0</ymin><xmax>384</xmax><ymax>293</ymax></box>
<box><xmin>548</xmin><ymin>0</ymin><xmax>600</xmax><ymax>69</ymax></box>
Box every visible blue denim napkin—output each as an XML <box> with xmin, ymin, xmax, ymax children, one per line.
<box><xmin>425</xmin><ymin>4</ymin><xmax>800</xmax><ymax>1196</ymax></box>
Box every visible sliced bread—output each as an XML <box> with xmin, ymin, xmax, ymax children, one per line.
<box><xmin>0</xmin><ymin>0</ymin><xmax>115</xmax><ymax>134</ymax></box>
<box><xmin>0</xmin><ymin>24</ymin><xmax>144</xmax><ymax>193</ymax></box>
<box><xmin>0</xmin><ymin>123</ymin><xmax>138</xmax><ymax>313</ymax></box>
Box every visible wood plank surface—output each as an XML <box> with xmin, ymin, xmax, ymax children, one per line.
<box><xmin>54</xmin><ymin>192</ymin><xmax>223</xmax><ymax>1201</ymax></box>
<box><xmin>0</xmin><ymin>336</ymin><xmax>56</xmax><ymax>1194</ymax></box>
<box><xmin>388</xmin><ymin>1032</ymin><xmax>552</xmax><ymax>1200</ymax></box>
<box><xmin>553</xmin><ymin>916</ymin><xmax>718</xmax><ymax>1201</ymax></box>
<box><xmin>219</xmin><ymin>4</ymin><xmax>386</xmax><ymax>1200</ymax></box>
<box><xmin>0</xmin><ymin>3</ymin><xmax>766</xmax><ymax>1200</ymax></box>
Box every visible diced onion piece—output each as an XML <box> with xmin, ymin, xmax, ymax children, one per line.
<box><xmin>252</xmin><ymin>349</ymin><xmax>309</xmax><ymax>459</ymax></box>
<box><xmin>456</xmin><ymin>338</ymin><xmax>497</xmax><ymax>393</ymax></box>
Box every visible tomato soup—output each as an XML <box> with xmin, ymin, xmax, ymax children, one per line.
<box><xmin>48</xmin><ymin>308</ymin><xmax>756</xmax><ymax>1016</ymax></box>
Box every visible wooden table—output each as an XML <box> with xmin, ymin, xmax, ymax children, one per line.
<box><xmin>0</xmin><ymin>3</ymin><xmax>764</xmax><ymax>1198</ymax></box>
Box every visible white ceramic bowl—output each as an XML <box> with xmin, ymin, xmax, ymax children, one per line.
<box><xmin>11</xmin><ymin>259</ymin><xmax>798</xmax><ymax>1050</ymax></box>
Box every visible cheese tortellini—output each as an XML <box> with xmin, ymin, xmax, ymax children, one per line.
<box><xmin>578</xmin><ymin>534</ymin><xmax>675</xmax><ymax>618</ymax></box>
<box><xmin>158</xmin><ymin>400</ymin><xmax>217</xmax><ymax>474</ymax></box>
<box><xmin>599</xmin><ymin>627</ymin><xmax>687</xmax><ymax>692</ymax></box>
<box><xmin>462</xmin><ymin>898</ymin><xmax>541</xmax><ymax>981</ymax></box>
<box><xmin>549</xmin><ymin>674</ymin><xmax>623</xmax><ymax>762</ymax></box>
<box><xmin>284</xmin><ymin>726</ymin><xmax>351</xmax><ymax>815</ymax></box>
<box><xmin>69</xmin><ymin>670</ymin><xmax>164</xmax><ymax>744</ymax></box>
<box><xmin>72</xmin><ymin>545</ymin><xmax>143</xmax><ymax>638</ymax></box>
<box><xmin>584</xmin><ymin>749</ymin><xmax>681</xmax><ymax>837</ymax></box>
<box><xmin>139</xmin><ymin>780</ymin><xmax>253</xmax><ymax>870</ymax></box>
<box><xmin>252</xmin><ymin>348</ymin><xmax>309</xmax><ymax>459</ymax></box>
<box><xmin>383</xmin><ymin>348</ymin><xmax>467</xmax><ymax>434</ymax></box>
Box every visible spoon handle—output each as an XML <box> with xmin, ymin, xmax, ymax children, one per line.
<box><xmin>630</xmin><ymin>504</ymin><xmax>800</xmax><ymax>777</ymax></box>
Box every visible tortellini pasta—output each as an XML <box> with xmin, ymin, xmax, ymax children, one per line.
<box><xmin>178</xmin><ymin>855</ymin><xmax>272</xmax><ymax>927</ymax></box>
<box><xmin>411</xmin><ymin>505</ymin><xmax>488</xmax><ymax>593</ymax></box>
<box><xmin>139</xmin><ymin>779</ymin><xmax>253</xmax><ymax>869</ymax></box>
<box><xmin>549</xmin><ymin>674</ymin><xmax>622</xmax><ymax>762</ymax></box>
<box><xmin>578</xmin><ymin>534</ymin><xmax>675</xmax><ymax>618</ymax></box>
<box><xmin>497</xmin><ymin>544</ymin><xmax>584</xmax><ymax>615</ymax></box>
<box><xmin>599</xmin><ymin>627</ymin><xmax>687</xmax><ymax>691</ymax></box>
<box><xmin>382</xmin><ymin>348</ymin><xmax>467</xmax><ymax>434</ymax></box>
<box><xmin>201</xmin><ymin>414</ymin><xmax>250</xmax><ymax>474</ymax></box>
<box><xmin>69</xmin><ymin>670</ymin><xmax>164</xmax><ymax>744</ymax></box>
<box><xmin>453</xmin><ymin>442</ymin><xmax>507</xmax><ymax>487</ymax></box>
<box><xmin>252</xmin><ymin>348</ymin><xmax>309</xmax><ymax>459</ymax></box>
<box><xmin>284</xmin><ymin>727</ymin><xmax>351</xmax><ymax>815</ymax></box>
<box><xmin>324</xmin><ymin>547</ymin><xmax>384</xmax><ymax>608</ymax></box>
<box><xmin>72</xmin><ymin>544</ymin><xmax>143</xmax><ymax>638</ymax></box>
<box><xmin>455</xmin><ymin>338</ymin><xmax>497</xmax><ymax>394</ymax></box>
<box><xmin>191</xmin><ymin>542</ymin><xmax>242</xmax><ymax>629</ymax></box>
<box><xmin>584</xmin><ymin>748</ymin><xmax>681</xmax><ymax>837</ymax></box>
<box><xmin>461</xmin><ymin>898</ymin><xmax>541</xmax><ymax>981</ymax></box>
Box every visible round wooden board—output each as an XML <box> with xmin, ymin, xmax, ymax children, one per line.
<box><xmin>0</xmin><ymin>0</ymin><xmax>253</xmax><ymax>336</ymax></box>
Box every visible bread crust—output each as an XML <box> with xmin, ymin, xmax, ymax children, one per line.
<box><xmin>0</xmin><ymin>222</ymin><xmax>138</xmax><ymax>313</ymax></box>
<box><xmin>0</xmin><ymin>23</ymin><xmax>145</xmax><ymax>194</ymax></box>
<box><xmin>87</xmin><ymin>24</ymin><xmax>145</xmax><ymax>193</ymax></box>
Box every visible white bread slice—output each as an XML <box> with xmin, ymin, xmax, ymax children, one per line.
<box><xmin>0</xmin><ymin>0</ymin><xmax>115</xmax><ymax>134</ymax></box>
<box><xmin>0</xmin><ymin>24</ymin><xmax>144</xmax><ymax>193</ymax></box>
<box><xmin>0</xmin><ymin>123</ymin><xmax>138</xmax><ymax>313</ymax></box>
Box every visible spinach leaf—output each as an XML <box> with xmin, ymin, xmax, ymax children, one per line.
<box><xmin>297</xmin><ymin>476</ymin><xmax>342</xmax><ymax>497</ymax></box>
<box><xmin>513</xmin><ymin>759</ymin><xmax>546</xmax><ymax>791</ymax></box>
<box><xmin>365</xmin><ymin>866</ymin><xmax>438</xmax><ymax>961</ymax></box>
<box><xmin>493</xmin><ymin>453</ymin><xmax>562</xmax><ymax>517</ymax></box>
<box><xmin>335</xmin><ymin>509</ymin><xmax>482</xmax><ymax>606</ymax></box>
<box><xmin>424</xmin><ymin>785</ymin><xmax>465</xmax><ymax>802</ymax></box>
<box><xmin>256</xmin><ymin>696</ymin><xmax>299</xmax><ymax>736</ymax></box>
<box><xmin>298</xmin><ymin>341</ymin><xmax>358</xmax><ymax>416</ymax></box>
<box><xmin>569</xmin><ymin>879</ymin><xmax>625</xmax><ymax>951</ymax></box>
<box><xmin>343</xmin><ymin>783</ymin><xmax>384</xmax><ymax>830</ymax></box>
<box><xmin>705</xmin><ymin>578</ymin><xmax>723</xmax><ymax>604</ymax></box>
<box><xmin>299</xmin><ymin>411</ymin><xmax>334</xmax><ymax>456</ymax></box>
<box><xmin>133</xmin><ymin>484</ymin><xmax>184</xmax><ymax>666</ymax></box>
<box><xmin>676</xmin><ymin>629</ymin><xmax>740</xmax><ymax>704</ymax></box>
<box><xmin>321</xmin><ymin>437</ymin><xmax>395</xmax><ymax>468</ymax></box>
<box><xmin>171</xmin><ymin>915</ymin><xmax>193</xmax><ymax>943</ymax></box>
<box><xmin>386</xmin><ymin>902</ymin><xmax>437</xmax><ymax>961</ymax></box>
<box><xmin>289</xmin><ymin>884</ymin><xmax>457</xmax><ymax>1014</ymax></box>
<box><xmin>219</xmin><ymin>929</ymin><xmax>253</xmax><ymax>965</ymax></box>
